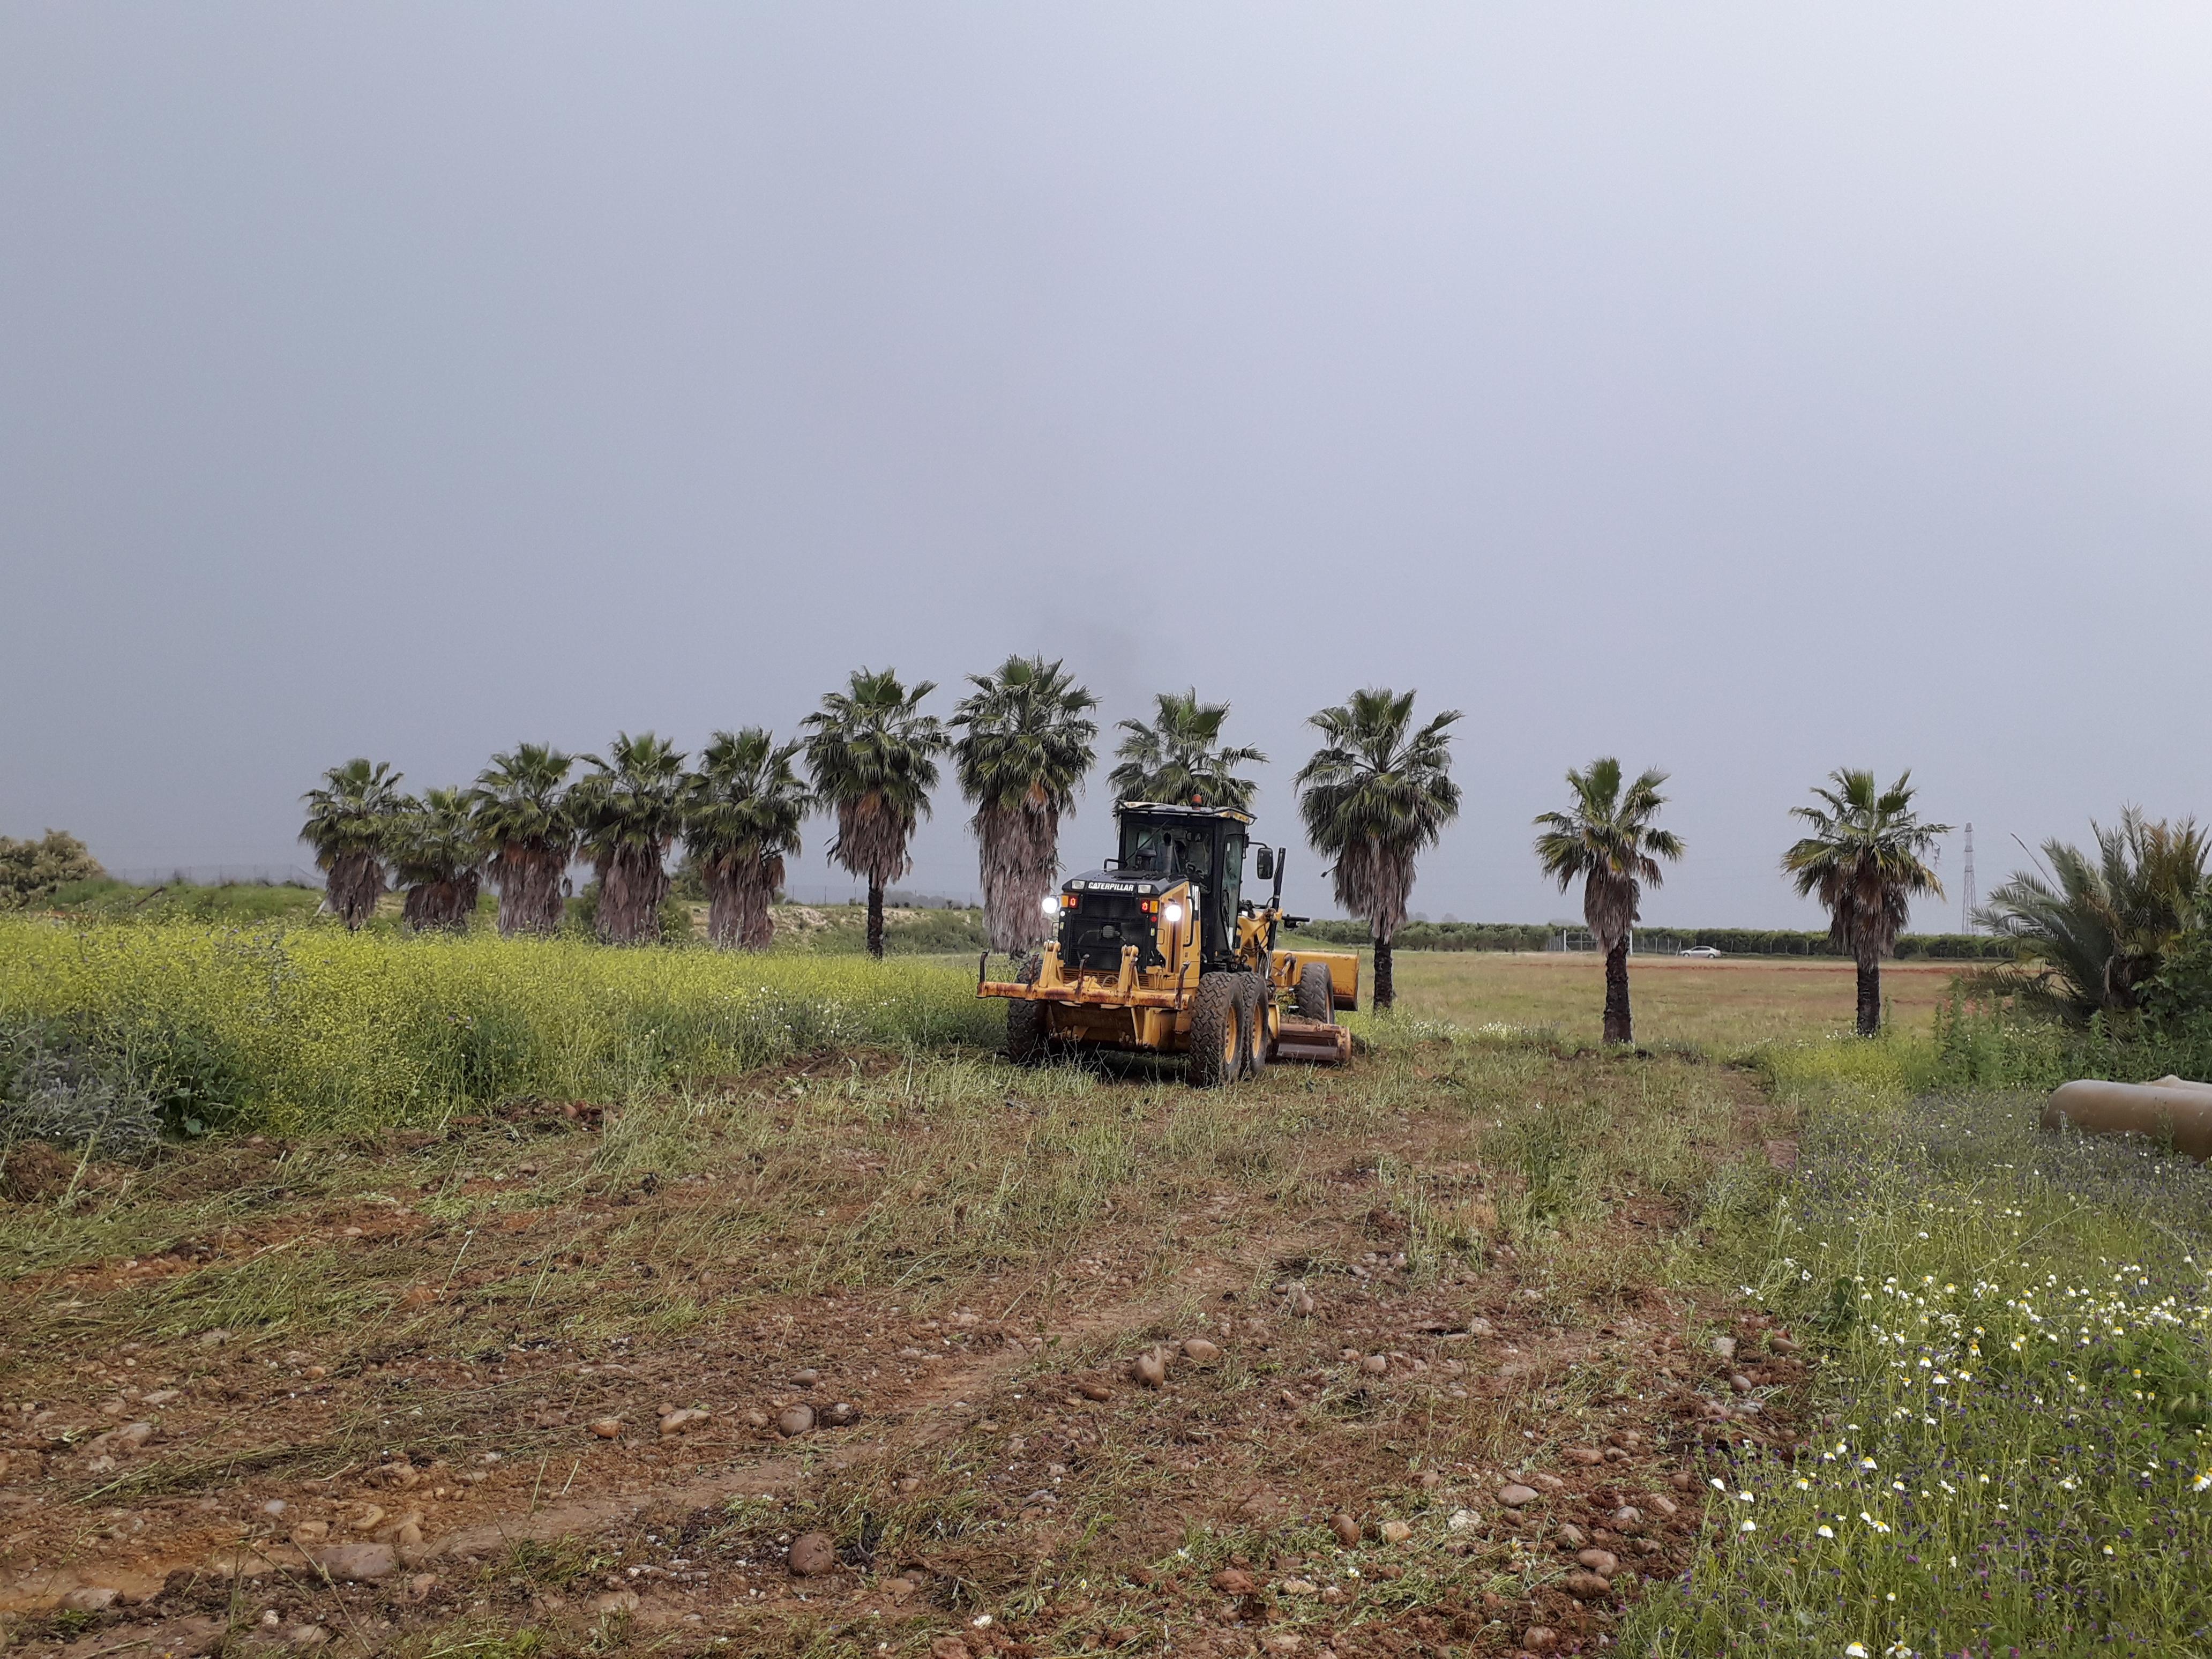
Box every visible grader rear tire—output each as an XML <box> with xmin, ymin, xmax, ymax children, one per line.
<box><xmin>1295</xmin><ymin>962</ymin><xmax>1335</xmax><ymax>1024</ymax></box>
<box><xmin>1006</xmin><ymin>954</ymin><xmax>1049</xmax><ymax>1065</ymax></box>
<box><xmin>1188</xmin><ymin>973</ymin><xmax>1246</xmax><ymax>1088</ymax></box>
<box><xmin>1238</xmin><ymin>974</ymin><xmax>1270</xmax><ymax>1079</ymax></box>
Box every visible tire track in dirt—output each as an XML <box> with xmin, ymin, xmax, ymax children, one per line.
<box><xmin>420</xmin><ymin>1207</ymin><xmax>1345</xmax><ymax>1561</ymax></box>
<box><xmin>0</xmin><ymin>1201</ymin><xmax>1343</xmax><ymax>1614</ymax></box>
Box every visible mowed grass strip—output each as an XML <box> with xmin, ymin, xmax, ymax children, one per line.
<box><xmin>2</xmin><ymin>1028</ymin><xmax>1785</xmax><ymax>1657</ymax></box>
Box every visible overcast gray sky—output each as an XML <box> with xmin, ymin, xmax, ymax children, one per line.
<box><xmin>4</xmin><ymin>5</ymin><xmax>2208</xmax><ymax>925</ymax></box>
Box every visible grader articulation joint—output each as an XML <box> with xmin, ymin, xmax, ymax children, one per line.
<box><xmin>976</xmin><ymin>801</ymin><xmax>1358</xmax><ymax>1085</ymax></box>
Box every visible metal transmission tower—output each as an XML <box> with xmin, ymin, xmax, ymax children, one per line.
<box><xmin>1961</xmin><ymin>823</ymin><xmax>1976</xmax><ymax>934</ymax></box>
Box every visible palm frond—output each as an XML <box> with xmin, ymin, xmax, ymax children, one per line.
<box><xmin>1529</xmin><ymin>756</ymin><xmax>1685</xmax><ymax>952</ymax></box>
<box><xmin>1107</xmin><ymin>689</ymin><xmax>1266</xmax><ymax>811</ymax></box>
<box><xmin>951</xmin><ymin>656</ymin><xmax>1097</xmax><ymax>952</ymax></box>
<box><xmin>1779</xmin><ymin>768</ymin><xmax>1948</xmax><ymax>968</ymax></box>
<box><xmin>1294</xmin><ymin>687</ymin><xmax>1461</xmax><ymax>945</ymax></box>
<box><xmin>1979</xmin><ymin>809</ymin><xmax>2207</xmax><ymax>1020</ymax></box>
<box><xmin>802</xmin><ymin>668</ymin><xmax>947</xmax><ymax>890</ymax></box>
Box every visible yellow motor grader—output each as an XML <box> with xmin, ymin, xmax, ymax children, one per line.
<box><xmin>977</xmin><ymin>801</ymin><xmax>1358</xmax><ymax>1085</ymax></box>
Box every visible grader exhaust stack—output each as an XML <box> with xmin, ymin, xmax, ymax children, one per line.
<box><xmin>977</xmin><ymin>801</ymin><xmax>1358</xmax><ymax>1085</ymax></box>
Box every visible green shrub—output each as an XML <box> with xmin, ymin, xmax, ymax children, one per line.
<box><xmin>1917</xmin><ymin>989</ymin><xmax>2212</xmax><ymax>1092</ymax></box>
<box><xmin>798</xmin><ymin>906</ymin><xmax>988</xmax><ymax>955</ymax></box>
<box><xmin>0</xmin><ymin>831</ymin><xmax>104</xmax><ymax>909</ymax></box>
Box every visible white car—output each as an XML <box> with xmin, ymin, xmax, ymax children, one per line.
<box><xmin>1678</xmin><ymin>945</ymin><xmax>1722</xmax><ymax>958</ymax></box>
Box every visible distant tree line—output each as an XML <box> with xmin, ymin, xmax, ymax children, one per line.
<box><xmin>1290</xmin><ymin>918</ymin><xmax>2013</xmax><ymax>959</ymax></box>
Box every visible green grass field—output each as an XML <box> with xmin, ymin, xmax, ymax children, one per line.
<box><xmin>1385</xmin><ymin>950</ymin><xmax>1962</xmax><ymax>1051</ymax></box>
<box><xmin>4</xmin><ymin>923</ymin><xmax>2205</xmax><ymax>1654</ymax></box>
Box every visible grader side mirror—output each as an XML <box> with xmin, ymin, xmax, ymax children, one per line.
<box><xmin>1254</xmin><ymin>846</ymin><xmax>1275</xmax><ymax>883</ymax></box>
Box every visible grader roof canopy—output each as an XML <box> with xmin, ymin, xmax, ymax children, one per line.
<box><xmin>1114</xmin><ymin>800</ymin><xmax>1254</xmax><ymax>825</ymax></box>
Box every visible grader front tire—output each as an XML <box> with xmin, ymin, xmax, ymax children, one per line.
<box><xmin>1006</xmin><ymin>954</ymin><xmax>1049</xmax><ymax>1065</ymax></box>
<box><xmin>1188</xmin><ymin>974</ymin><xmax>1246</xmax><ymax>1088</ymax></box>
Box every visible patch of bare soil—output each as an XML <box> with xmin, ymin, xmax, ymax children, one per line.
<box><xmin>1</xmin><ymin>1042</ymin><xmax>1810</xmax><ymax>1657</ymax></box>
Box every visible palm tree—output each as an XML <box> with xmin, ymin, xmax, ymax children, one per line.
<box><xmin>952</xmin><ymin>655</ymin><xmax>1099</xmax><ymax>955</ymax></box>
<box><xmin>571</xmin><ymin>732</ymin><xmax>689</xmax><ymax>944</ymax></box>
<box><xmin>301</xmin><ymin>759</ymin><xmax>406</xmax><ymax>930</ymax></box>
<box><xmin>1782</xmin><ymin>769</ymin><xmax>1949</xmax><ymax>1036</ymax></box>
<box><xmin>1533</xmin><ymin>758</ymin><xmax>1685</xmax><ymax>1044</ymax></box>
<box><xmin>1979</xmin><ymin>809</ymin><xmax>2209</xmax><ymax>1022</ymax></box>
<box><xmin>392</xmin><ymin>786</ymin><xmax>487</xmax><ymax>933</ymax></box>
<box><xmin>684</xmin><ymin>728</ymin><xmax>812</xmax><ymax>950</ymax></box>
<box><xmin>1107</xmin><ymin>689</ymin><xmax>1267</xmax><ymax>811</ymax></box>
<box><xmin>469</xmin><ymin>744</ymin><xmax>576</xmax><ymax>937</ymax></box>
<box><xmin>1295</xmin><ymin>687</ymin><xmax>1461</xmax><ymax>1013</ymax></box>
<box><xmin>802</xmin><ymin>668</ymin><xmax>947</xmax><ymax>960</ymax></box>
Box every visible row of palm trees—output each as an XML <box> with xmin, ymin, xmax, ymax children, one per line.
<box><xmin>301</xmin><ymin>657</ymin><xmax>1968</xmax><ymax>1037</ymax></box>
<box><xmin>297</xmin><ymin>662</ymin><xmax>1466</xmax><ymax>977</ymax></box>
<box><xmin>1529</xmin><ymin>763</ymin><xmax>1949</xmax><ymax>1041</ymax></box>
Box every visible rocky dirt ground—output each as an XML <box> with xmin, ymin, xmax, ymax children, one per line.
<box><xmin>0</xmin><ymin>1033</ymin><xmax>1811</xmax><ymax>1657</ymax></box>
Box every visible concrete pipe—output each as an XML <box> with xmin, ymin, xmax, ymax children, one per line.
<box><xmin>2042</xmin><ymin>1077</ymin><xmax>2212</xmax><ymax>1160</ymax></box>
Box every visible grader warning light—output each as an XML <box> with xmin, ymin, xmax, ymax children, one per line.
<box><xmin>977</xmin><ymin>800</ymin><xmax>1358</xmax><ymax>1086</ymax></box>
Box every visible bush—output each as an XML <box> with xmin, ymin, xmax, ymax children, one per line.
<box><xmin>0</xmin><ymin>917</ymin><xmax>1000</xmax><ymax>1134</ymax></box>
<box><xmin>0</xmin><ymin>831</ymin><xmax>104</xmax><ymax>909</ymax></box>
<box><xmin>1920</xmin><ymin>988</ymin><xmax>2212</xmax><ymax>1093</ymax></box>
<box><xmin>798</xmin><ymin>906</ymin><xmax>988</xmax><ymax>955</ymax></box>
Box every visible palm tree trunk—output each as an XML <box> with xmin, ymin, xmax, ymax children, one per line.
<box><xmin>976</xmin><ymin>799</ymin><xmax>1059</xmax><ymax>955</ymax></box>
<box><xmin>1603</xmin><ymin>940</ymin><xmax>1632</xmax><ymax>1044</ymax></box>
<box><xmin>1372</xmin><ymin>930</ymin><xmax>1395</xmax><ymax>1012</ymax></box>
<box><xmin>327</xmin><ymin>851</ymin><xmax>383</xmax><ymax>931</ymax></box>
<box><xmin>706</xmin><ymin>875</ymin><xmax>741</xmax><ymax>948</ymax></box>
<box><xmin>704</xmin><ymin>861</ymin><xmax>776</xmax><ymax>950</ymax></box>
<box><xmin>867</xmin><ymin>882</ymin><xmax>885</xmax><ymax>960</ymax></box>
<box><xmin>404</xmin><ymin>879</ymin><xmax>474</xmax><ymax>933</ymax></box>
<box><xmin>493</xmin><ymin>847</ymin><xmax>565</xmax><ymax>937</ymax></box>
<box><xmin>738</xmin><ymin>872</ymin><xmax>775</xmax><ymax>950</ymax></box>
<box><xmin>1856</xmin><ymin>953</ymin><xmax>1881</xmax><ymax>1037</ymax></box>
<box><xmin>597</xmin><ymin>847</ymin><xmax>667</xmax><ymax>944</ymax></box>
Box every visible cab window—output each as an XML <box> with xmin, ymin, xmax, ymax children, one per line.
<box><xmin>1122</xmin><ymin>821</ymin><xmax>1212</xmax><ymax>883</ymax></box>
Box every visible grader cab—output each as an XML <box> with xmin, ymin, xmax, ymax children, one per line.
<box><xmin>977</xmin><ymin>802</ymin><xmax>1358</xmax><ymax>1085</ymax></box>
